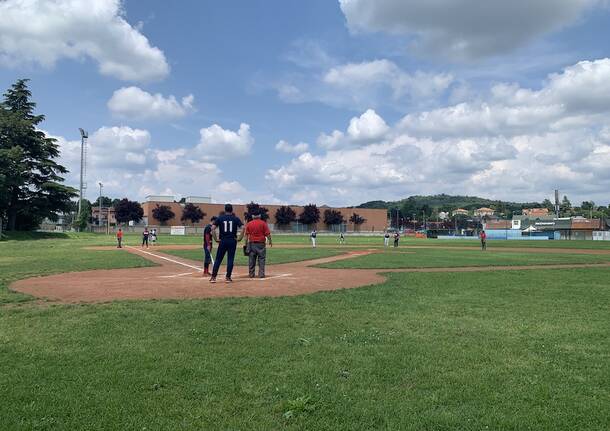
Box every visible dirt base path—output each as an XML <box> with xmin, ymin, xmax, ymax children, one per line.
<box><xmin>10</xmin><ymin>247</ymin><xmax>385</xmax><ymax>303</ymax></box>
<box><xmin>10</xmin><ymin>247</ymin><xmax>610</xmax><ymax>304</ymax></box>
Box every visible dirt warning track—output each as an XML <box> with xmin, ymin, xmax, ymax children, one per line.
<box><xmin>10</xmin><ymin>246</ymin><xmax>610</xmax><ymax>303</ymax></box>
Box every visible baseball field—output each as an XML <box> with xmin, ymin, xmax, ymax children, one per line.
<box><xmin>1</xmin><ymin>232</ymin><xmax>609</xmax><ymax>430</ymax></box>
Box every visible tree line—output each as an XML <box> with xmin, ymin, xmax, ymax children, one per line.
<box><xmin>360</xmin><ymin>193</ymin><xmax>610</xmax><ymax>223</ymax></box>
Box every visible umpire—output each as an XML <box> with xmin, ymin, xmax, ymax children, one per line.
<box><xmin>244</xmin><ymin>210</ymin><xmax>272</xmax><ymax>278</ymax></box>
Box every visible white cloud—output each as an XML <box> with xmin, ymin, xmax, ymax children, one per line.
<box><xmin>339</xmin><ymin>0</ymin><xmax>602</xmax><ymax>60</ymax></box>
<box><xmin>317</xmin><ymin>109</ymin><xmax>389</xmax><ymax>150</ymax></box>
<box><xmin>108</xmin><ymin>87</ymin><xmax>195</xmax><ymax>120</ymax></box>
<box><xmin>52</xmin><ymin>126</ymin><xmax>224</xmax><ymax>201</ymax></box>
<box><xmin>197</xmin><ymin>123</ymin><xmax>254</xmax><ymax>160</ymax></box>
<box><xmin>347</xmin><ymin>109</ymin><xmax>389</xmax><ymax>141</ymax></box>
<box><xmin>324</xmin><ymin>59</ymin><xmax>453</xmax><ymax>101</ymax></box>
<box><xmin>278</xmin><ymin>58</ymin><xmax>453</xmax><ymax>110</ymax></box>
<box><xmin>0</xmin><ymin>0</ymin><xmax>169</xmax><ymax>81</ymax></box>
<box><xmin>275</xmin><ymin>140</ymin><xmax>309</xmax><ymax>154</ymax></box>
<box><xmin>400</xmin><ymin>59</ymin><xmax>610</xmax><ymax>138</ymax></box>
<box><xmin>316</xmin><ymin>130</ymin><xmax>345</xmax><ymax>150</ymax></box>
<box><xmin>268</xmin><ymin>58</ymin><xmax>610</xmax><ymax>205</ymax></box>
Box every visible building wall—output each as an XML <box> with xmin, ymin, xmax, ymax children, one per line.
<box><xmin>141</xmin><ymin>202</ymin><xmax>388</xmax><ymax>232</ymax></box>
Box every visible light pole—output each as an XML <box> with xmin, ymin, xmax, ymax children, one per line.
<box><xmin>98</xmin><ymin>182</ymin><xmax>103</xmax><ymax>228</ymax></box>
<box><xmin>77</xmin><ymin>128</ymin><xmax>88</xmax><ymax>222</ymax></box>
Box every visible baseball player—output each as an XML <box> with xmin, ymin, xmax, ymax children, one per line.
<box><xmin>339</xmin><ymin>232</ymin><xmax>345</xmax><ymax>245</ymax></box>
<box><xmin>384</xmin><ymin>231</ymin><xmax>390</xmax><ymax>247</ymax></box>
<box><xmin>480</xmin><ymin>230</ymin><xmax>487</xmax><ymax>251</ymax></box>
<box><xmin>202</xmin><ymin>216</ymin><xmax>217</xmax><ymax>276</ymax></box>
<box><xmin>150</xmin><ymin>228</ymin><xmax>157</xmax><ymax>246</ymax></box>
<box><xmin>393</xmin><ymin>231</ymin><xmax>400</xmax><ymax>247</ymax></box>
<box><xmin>116</xmin><ymin>228</ymin><xmax>123</xmax><ymax>248</ymax></box>
<box><xmin>141</xmin><ymin>227</ymin><xmax>149</xmax><ymax>248</ymax></box>
<box><xmin>310</xmin><ymin>229</ymin><xmax>317</xmax><ymax>248</ymax></box>
<box><xmin>210</xmin><ymin>204</ymin><xmax>244</xmax><ymax>283</ymax></box>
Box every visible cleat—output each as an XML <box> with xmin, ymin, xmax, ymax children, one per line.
<box><xmin>225</xmin><ymin>277</ymin><xmax>233</xmax><ymax>283</ymax></box>
<box><xmin>209</xmin><ymin>276</ymin><xmax>217</xmax><ymax>283</ymax></box>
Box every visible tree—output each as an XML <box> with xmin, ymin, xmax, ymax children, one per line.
<box><xmin>75</xmin><ymin>199</ymin><xmax>92</xmax><ymax>231</ymax></box>
<box><xmin>152</xmin><ymin>205</ymin><xmax>175</xmax><ymax>225</ymax></box>
<box><xmin>299</xmin><ymin>204</ymin><xmax>320</xmax><ymax>227</ymax></box>
<box><xmin>181</xmin><ymin>203</ymin><xmax>205</xmax><ymax>225</ymax></box>
<box><xmin>274</xmin><ymin>206</ymin><xmax>296</xmax><ymax>228</ymax></box>
<box><xmin>560</xmin><ymin>195</ymin><xmax>572</xmax><ymax>215</ymax></box>
<box><xmin>93</xmin><ymin>196</ymin><xmax>113</xmax><ymax>207</ymax></box>
<box><xmin>323</xmin><ymin>209</ymin><xmax>344</xmax><ymax>227</ymax></box>
<box><xmin>114</xmin><ymin>199</ymin><xmax>143</xmax><ymax>225</ymax></box>
<box><xmin>349</xmin><ymin>213</ymin><xmax>366</xmax><ymax>231</ymax></box>
<box><xmin>0</xmin><ymin>79</ymin><xmax>77</xmax><ymax>230</ymax></box>
<box><xmin>541</xmin><ymin>198</ymin><xmax>554</xmax><ymax>212</ymax></box>
<box><xmin>244</xmin><ymin>202</ymin><xmax>269</xmax><ymax>222</ymax></box>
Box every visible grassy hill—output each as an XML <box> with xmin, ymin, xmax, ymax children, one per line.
<box><xmin>358</xmin><ymin>194</ymin><xmax>543</xmax><ymax>217</ymax></box>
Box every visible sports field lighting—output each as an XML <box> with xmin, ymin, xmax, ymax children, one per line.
<box><xmin>77</xmin><ymin>128</ymin><xmax>88</xmax><ymax>223</ymax></box>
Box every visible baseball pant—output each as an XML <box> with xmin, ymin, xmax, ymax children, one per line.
<box><xmin>117</xmin><ymin>237</ymin><xmax>122</xmax><ymax>248</ymax></box>
<box><xmin>248</xmin><ymin>242</ymin><xmax>267</xmax><ymax>278</ymax></box>
<box><xmin>384</xmin><ymin>238</ymin><xmax>389</xmax><ymax>246</ymax></box>
<box><xmin>203</xmin><ymin>246</ymin><xmax>212</xmax><ymax>271</ymax></box>
<box><xmin>142</xmin><ymin>236</ymin><xmax>148</xmax><ymax>247</ymax></box>
<box><xmin>212</xmin><ymin>238</ymin><xmax>237</xmax><ymax>278</ymax></box>
<box><xmin>311</xmin><ymin>237</ymin><xmax>316</xmax><ymax>248</ymax></box>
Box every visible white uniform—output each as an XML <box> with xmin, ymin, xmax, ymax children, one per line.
<box><xmin>384</xmin><ymin>233</ymin><xmax>390</xmax><ymax>246</ymax></box>
<box><xmin>311</xmin><ymin>231</ymin><xmax>317</xmax><ymax>248</ymax></box>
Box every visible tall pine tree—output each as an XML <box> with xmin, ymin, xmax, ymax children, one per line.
<box><xmin>0</xmin><ymin>79</ymin><xmax>76</xmax><ymax>230</ymax></box>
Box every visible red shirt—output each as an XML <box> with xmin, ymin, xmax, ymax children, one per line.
<box><xmin>117</xmin><ymin>230</ymin><xmax>123</xmax><ymax>238</ymax></box>
<box><xmin>245</xmin><ymin>219</ymin><xmax>270</xmax><ymax>243</ymax></box>
<box><xmin>480</xmin><ymin>232</ymin><xmax>487</xmax><ymax>240</ymax></box>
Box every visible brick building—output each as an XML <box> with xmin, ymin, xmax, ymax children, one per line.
<box><xmin>141</xmin><ymin>196</ymin><xmax>388</xmax><ymax>232</ymax></box>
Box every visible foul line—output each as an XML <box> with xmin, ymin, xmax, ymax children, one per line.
<box><xmin>247</xmin><ymin>273</ymin><xmax>293</xmax><ymax>281</ymax></box>
<box><xmin>127</xmin><ymin>246</ymin><xmax>203</xmax><ymax>271</ymax></box>
<box><xmin>159</xmin><ymin>272</ymin><xmax>197</xmax><ymax>279</ymax></box>
<box><xmin>128</xmin><ymin>247</ymin><xmax>293</xmax><ymax>281</ymax></box>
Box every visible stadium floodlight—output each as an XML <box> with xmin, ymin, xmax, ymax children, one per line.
<box><xmin>77</xmin><ymin>128</ymin><xmax>89</xmax><ymax>226</ymax></box>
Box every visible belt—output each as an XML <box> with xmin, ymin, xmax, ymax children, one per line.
<box><xmin>250</xmin><ymin>241</ymin><xmax>266</xmax><ymax>244</ymax></box>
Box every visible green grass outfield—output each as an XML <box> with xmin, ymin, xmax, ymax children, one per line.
<box><xmin>1</xmin><ymin>232</ymin><xmax>609</xmax><ymax>430</ymax></box>
<box><xmin>44</xmin><ymin>230</ymin><xmax>610</xmax><ymax>250</ymax></box>
<box><xmin>319</xmin><ymin>248</ymin><xmax>610</xmax><ymax>269</ymax></box>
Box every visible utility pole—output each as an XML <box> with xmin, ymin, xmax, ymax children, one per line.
<box><xmin>98</xmin><ymin>182</ymin><xmax>103</xmax><ymax>228</ymax></box>
<box><xmin>77</xmin><ymin>128</ymin><xmax>88</xmax><ymax>224</ymax></box>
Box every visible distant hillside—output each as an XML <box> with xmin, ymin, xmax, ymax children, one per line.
<box><xmin>358</xmin><ymin>194</ymin><xmax>544</xmax><ymax>216</ymax></box>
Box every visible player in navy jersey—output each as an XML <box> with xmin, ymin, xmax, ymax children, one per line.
<box><xmin>210</xmin><ymin>204</ymin><xmax>244</xmax><ymax>283</ymax></box>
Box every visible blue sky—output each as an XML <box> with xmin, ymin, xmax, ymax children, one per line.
<box><xmin>1</xmin><ymin>0</ymin><xmax>610</xmax><ymax>206</ymax></box>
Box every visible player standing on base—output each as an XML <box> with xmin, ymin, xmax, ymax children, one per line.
<box><xmin>210</xmin><ymin>204</ymin><xmax>243</xmax><ymax>283</ymax></box>
<box><xmin>202</xmin><ymin>216</ymin><xmax>217</xmax><ymax>276</ymax></box>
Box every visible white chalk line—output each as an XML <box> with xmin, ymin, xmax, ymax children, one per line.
<box><xmin>128</xmin><ymin>247</ymin><xmax>292</xmax><ymax>282</ymax></box>
<box><xmin>127</xmin><ymin>246</ymin><xmax>203</xmax><ymax>271</ymax></box>
<box><xmin>158</xmin><ymin>272</ymin><xmax>197</xmax><ymax>279</ymax></box>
